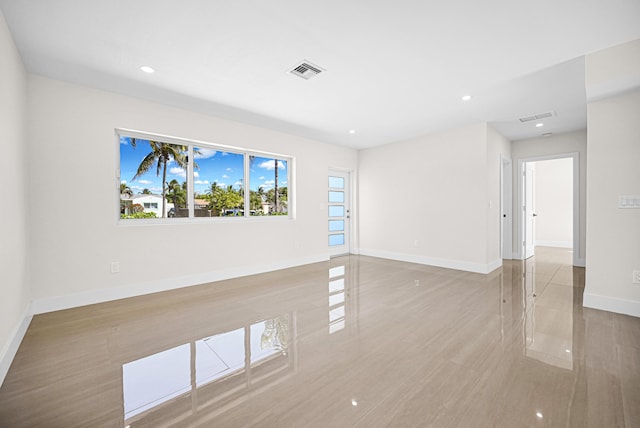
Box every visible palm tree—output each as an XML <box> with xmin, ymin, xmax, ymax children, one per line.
<box><xmin>142</xmin><ymin>188</ymin><xmax>152</xmax><ymax>195</ymax></box>
<box><xmin>167</xmin><ymin>179</ymin><xmax>186</xmax><ymax>210</ymax></box>
<box><xmin>131</xmin><ymin>139</ymin><xmax>188</xmax><ymax>218</ymax></box>
<box><xmin>119</xmin><ymin>182</ymin><xmax>133</xmax><ymax>215</ymax></box>
<box><xmin>120</xmin><ymin>182</ymin><xmax>132</xmax><ymax>197</ymax></box>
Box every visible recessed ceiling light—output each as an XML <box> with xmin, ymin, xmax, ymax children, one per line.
<box><xmin>140</xmin><ymin>66</ymin><xmax>155</xmax><ymax>74</ymax></box>
<box><xmin>349</xmin><ymin>129</ymin><xmax>356</xmax><ymax>135</ymax></box>
<box><xmin>536</xmin><ymin>412</ymin><xmax>543</xmax><ymax>419</ymax></box>
<box><xmin>565</xmin><ymin>349</ymin><xmax>571</xmax><ymax>353</ymax></box>
<box><xmin>351</xmin><ymin>399</ymin><xmax>358</xmax><ymax>406</ymax></box>
<box><xmin>535</xmin><ymin>123</ymin><xmax>544</xmax><ymax>128</ymax></box>
<box><xmin>461</xmin><ymin>95</ymin><xmax>472</xmax><ymax>101</ymax></box>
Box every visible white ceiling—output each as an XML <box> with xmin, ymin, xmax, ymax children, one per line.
<box><xmin>1</xmin><ymin>0</ymin><xmax>639</xmax><ymax>149</ymax></box>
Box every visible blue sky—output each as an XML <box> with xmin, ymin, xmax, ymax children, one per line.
<box><xmin>120</xmin><ymin>137</ymin><xmax>287</xmax><ymax>195</ymax></box>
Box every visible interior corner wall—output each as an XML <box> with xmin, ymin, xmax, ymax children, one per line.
<box><xmin>486</xmin><ymin>125</ymin><xmax>511</xmax><ymax>266</ymax></box>
<box><xmin>585</xmin><ymin>89</ymin><xmax>640</xmax><ymax>316</ymax></box>
<box><xmin>358</xmin><ymin>123</ymin><xmax>497</xmax><ymax>273</ymax></box>
<box><xmin>0</xmin><ymin>10</ymin><xmax>30</xmax><ymax>385</ymax></box>
<box><xmin>510</xmin><ymin>130</ymin><xmax>587</xmax><ymax>264</ymax></box>
<box><xmin>26</xmin><ymin>75</ymin><xmax>358</xmax><ymax>313</ymax></box>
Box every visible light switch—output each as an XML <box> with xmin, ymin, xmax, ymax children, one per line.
<box><xmin>618</xmin><ymin>195</ymin><xmax>640</xmax><ymax>209</ymax></box>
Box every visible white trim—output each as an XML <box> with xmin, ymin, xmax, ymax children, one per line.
<box><xmin>359</xmin><ymin>248</ymin><xmax>502</xmax><ymax>274</ymax></box>
<box><xmin>0</xmin><ymin>304</ymin><xmax>33</xmax><ymax>387</ymax></box>
<box><xmin>583</xmin><ymin>293</ymin><xmax>640</xmax><ymax>318</ymax></box>
<box><xmin>535</xmin><ymin>240</ymin><xmax>573</xmax><ymax>248</ymax></box>
<box><xmin>516</xmin><ymin>152</ymin><xmax>581</xmax><ymax>266</ymax></box>
<box><xmin>31</xmin><ymin>254</ymin><xmax>327</xmax><ymax>315</ymax></box>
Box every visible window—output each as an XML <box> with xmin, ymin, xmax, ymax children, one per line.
<box><xmin>249</xmin><ymin>156</ymin><xmax>288</xmax><ymax>216</ymax></box>
<box><xmin>118</xmin><ymin>130</ymin><xmax>292</xmax><ymax>221</ymax></box>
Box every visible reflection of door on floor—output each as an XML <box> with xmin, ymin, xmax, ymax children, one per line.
<box><xmin>328</xmin><ymin>170</ymin><xmax>350</xmax><ymax>257</ymax></box>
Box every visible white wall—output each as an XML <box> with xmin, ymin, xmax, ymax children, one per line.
<box><xmin>358</xmin><ymin>122</ymin><xmax>507</xmax><ymax>273</ymax></box>
<box><xmin>511</xmin><ymin>130</ymin><xmax>587</xmax><ymax>265</ymax></box>
<box><xmin>0</xmin><ymin>10</ymin><xmax>30</xmax><ymax>385</ymax></box>
<box><xmin>584</xmin><ymin>40</ymin><xmax>640</xmax><ymax>317</ymax></box>
<box><xmin>27</xmin><ymin>76</ymin><xmax>358</xmax><ymax>312</ymax></box>
<box><xmin>534</xmin><ymin>158</ymin><xmax>573</xmax><ymax>247</ymax></box>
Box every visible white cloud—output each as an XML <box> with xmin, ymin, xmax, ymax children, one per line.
<box><xmin>226</xmin><ymin>167</ymin><xmax>233</xmax><ymax>172</ymax></box>
<box><xmin>138</xmin><ymin>179</ymin><xmax>152</xmax><ymax>184</ymax></box>
<box><xmin>121</xmin><ymin>180</ymin><xmax>127</xmax><ymax>184</ymax></box>
<box><xmin>260</xmin><ymin>179</ymin><xmax>275</xmax><ymax>190</ymax></box>
<box><xmin>233</xmin><ymin>181</ymin><xmax>243</xmax><ymax>187</ymax></box>
<box><xmin>258</xmin><ymin>160</ymin><xmax>285</xmax><ymax>171</ymax></box>
<box><xmin>194</xmin><ymin>171</ymin><xmax>200</xmax><ymax>178</ymax></box>
<box><xmin>259</xmin><ymin>176</ymin><xmax>265</xmax><ymax>180</ymax></box>
<box><xmin>170</xmin><ymin>167</ymin><xmax>187</xmax><ymax>178</ymax></box>
<box><xmin>194</xmin><ymin>148</ymin><xmax>216</xmax><ymax>159</ymax></box>
<box><xmin>222</xmin><ymin>152</ymin><xmax>229</xmax><ymax>157</ymax></box>
<box><xmin>194</xmin><ymin>180</ymin><xmax>210</xmax><ymax>185</ymax></box>
<box><xmin>222</xmin><ymin>174</ymin><xmax>229</xmax><ymax>179</ymax></box>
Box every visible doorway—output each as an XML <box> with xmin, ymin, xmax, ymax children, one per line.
<box><xmin>517</xmin><ymin>153</ymin><xmax>579</xmax><ymax>265</ymax></box>
<box><xmin>328</xmin><ymin>170</ymin><xmax>351</xmax><ymax>257</ymax></box>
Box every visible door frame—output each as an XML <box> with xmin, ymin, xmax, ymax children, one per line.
<box><xmin>501</xmin><ymin>156</ymin><xmax>513</xmax><ymax>259</ymax></box>
<box><xmin>516</xmin><ymin>152</ymin><xmax>580</xmax><ymax>266</ymax></box>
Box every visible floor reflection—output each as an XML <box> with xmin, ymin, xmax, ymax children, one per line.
<box><xmin>520</xmin><ymin>247</ymin><xmax>575</xmax><ymax>369</ymax></box>
<box><xmin>1</xmin><ymin>248</ymin><xmax>639</xmax><ymax>427</ymax></box>
<box><xmin>123</xmin><ymin>315</ymin><xmax>295</xmax><ymax>426</ymax></box>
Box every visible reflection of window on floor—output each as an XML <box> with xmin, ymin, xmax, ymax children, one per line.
<box><xmin>123</xmin><ymin>314</ymin><xmax>293</xmax><ymax>424</ymax></box>
<box><xmin>329</xmin><ymin>266</ymin><xmax>346</xmax><ymax>334</ymax></box>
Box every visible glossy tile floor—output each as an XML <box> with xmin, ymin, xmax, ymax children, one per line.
<box><xmin>1</xmin><ymin>247</ymin><xmax>639</xmax><ymax>427</ymax></box>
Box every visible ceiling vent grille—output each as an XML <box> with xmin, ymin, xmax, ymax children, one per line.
<box><xmin>519</xmin><ymin>110</ymin><xmax>556</xmax><ymax>123</ymax></box>
<box><xmin>289</xmin><ymin>61</ymin><xmax>324</xmax><ymax>80</ymax></box>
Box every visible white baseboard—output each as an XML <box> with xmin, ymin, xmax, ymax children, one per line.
<box><xmin>0</xmin><ymin>304</ymin><xmax>33</xmax><ymax>387</ymax></box>
<box><xmin>583</xmin><ymin>293</ymin><xmax>640</xmax><ymax>318</ymax></box>
<box><xmin>359</xmin><ymin>248</ymin><xmax>502</xmax><ymax>274</ymax></box>
<box><xmin>535</xmin><ymin>240</ymin><xmax>573</xmax><ymax>248</ymax></box>
<box><xmin>31</xmin><ymin>254</ymin><xmax>328</xmax><ymax>315</ymax></box>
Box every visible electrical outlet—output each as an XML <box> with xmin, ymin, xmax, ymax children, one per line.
<box><xmin>633</xmin><ymin>271</ymin><xmax>640</xmax><ymax>284</ymax></box>
<box><xmin>110</xmin><ymin>261</ymin><xmax>120</xmax><ymax>274</ymax></box>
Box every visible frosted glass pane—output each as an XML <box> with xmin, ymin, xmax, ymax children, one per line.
<box><xmin>328</xmin><ymin>176</ymin><xmax>344</xmax><ymax>189</ymax></box>
<box><xmin>329</xmin><ymin>220</ymin><xmax>344</xmax><ymax>232</ymax></box>
<box><xmin>328</xmin><ymin>191</ymin><xmax>344</xmax><ymax>203</ymax></box>
<box><xmin>329</xmin><ymin>234</ymin><xmax>344</xmax><ymax>246</ymax></box>
<box><xmin>329</xmin><ymin>206</ymin><xmax>344</xmax><ymax>217</ymax></box>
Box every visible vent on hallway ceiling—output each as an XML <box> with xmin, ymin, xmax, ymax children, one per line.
<box><xmin>519</xmin><ymin>110</ymin><xmax>556</xmax><ymax>123</ymax></box>
<box><xmin>289</xmin><ymin>60</ymin><xmax>324</xmax><ymax>80</ymax></box>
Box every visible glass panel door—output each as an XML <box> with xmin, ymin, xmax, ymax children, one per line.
<box><xmin>328</xmin><ymin>170</ymin><xmax>350</xmax><ymax>256</ymax></box>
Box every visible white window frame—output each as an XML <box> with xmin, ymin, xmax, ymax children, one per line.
<box><xmin>116</xmin><ymin>128</ymin><xmax>294</xmax><ymax>225</ymax></box>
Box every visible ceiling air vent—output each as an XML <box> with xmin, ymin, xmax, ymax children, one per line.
<box><xmin>289</xmin><ymin>60</ymin><xmax>324</xmax><ymax>80</ymax></box>
<box><xmin>519</xmin><ymin>110</ymin><xmax>556</xmax><ymax>123</ymax></box>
